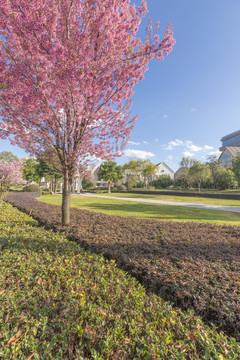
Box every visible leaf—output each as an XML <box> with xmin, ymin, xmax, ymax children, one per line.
<box><xmin>7</xmin><ymin>330</ymin><xmax>22</xmax><ymax>347</ymax></box>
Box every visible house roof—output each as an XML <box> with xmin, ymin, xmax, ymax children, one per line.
<box><xmin>155</xmin><ymin>162</ymin><xmax>174</xmax><ymax>174</ymax></box>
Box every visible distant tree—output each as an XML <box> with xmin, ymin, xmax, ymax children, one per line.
<box><xmin>0</xmin><ymin>159</ymin><xmax>25</xmax><ymax>200</ymax></box>
<box><xmin>189</xmin><ymin>161</ymin><xmax>211</xmax><ymax>193</ymax></box>
<box><xmin>232</xmin><ymin>154</ymin><xmax>240</xmax><ymax>186</ymax></box>
<box><xmin>125</xmin><ymin>177</ymin><xmax>137</xmax><ymax>191</ymax></box>
<box><xmin>153</xmin><ymin>175</ymin><xmax>173</xmax><ymax>189</ymax></box>
<box><xmin>175</xmin><ymin>157</ymin><xmax>194</xmax><ymax>189</ymax></box>
<box><xmin>122</xmin><ymin>160</ymin><xmax>143</xmax><ymax>182</ymax></box>
<box><xmin>205</xmin><ymin>155</ymin><xmax>221</xmax><ymax>189</ymax></box>
<box><xmin>215</xmin><ymin>168</ymin><xmax>237</xmax><ymax>190</ymax></box>
<box><xmin>36</xmin><ymin>158</ymin><xmax>61</xmax><ymax>194</ymax></box>
<box><xmin>0</xmin><ymin>151</ymin><xmax>18</xmax><ymax>163</ymax></box>
<box><xmin>142</xmin><ymin>160</ymin><xmax>157</xmax><ymax>187</ymax></box>
<box><xmin>22</xmin><ymin>158</ymin><xmax>40</xmax><ymax>185</ymax></box>
<box><xmin>99</xmin><ymin>161</ymin><xmax>123</xmax><ymax>193</ymax></box>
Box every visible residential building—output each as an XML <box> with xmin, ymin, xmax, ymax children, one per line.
<box><xmin>219</xmin><ymin>130</ymin><xmax>240</xmax><ymax>151</ymax></box>
<box><xmin>154</xmin><ymin>162</ymin><xmax>174</xmax><ymax>180</ymax></box>
<box><xmin>219</xmin><ymin>147</ymin><xmax>240</xmax><ymax>168</ymax></box>
<box><xmin>218</xmin><ymin>130</ymin><xmax>240</xmax><ymax>168</ymax></box>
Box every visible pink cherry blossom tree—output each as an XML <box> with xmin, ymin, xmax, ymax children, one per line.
<box><xmin>0</xmin><ymin>159</ymin><xmax>25</xmax><ymax>200</ymax></box>
<box><xmin>0</xmin><ymin>0</ymin><xmax>175</xmax><ymax>225</ymax></box>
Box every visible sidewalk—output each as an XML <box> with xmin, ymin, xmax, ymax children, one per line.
<box><xmin>81</xmin><ymin>193</ymin><xmax>240</xmax><ymax>214</ymax></box>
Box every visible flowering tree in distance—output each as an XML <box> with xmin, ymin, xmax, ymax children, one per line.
<box><xmin>0</xmin><ymin>159</ymin><xmax>25</xmax><ymax>200</ymax></box>
<box><xmin>0</xmin><ymin>0</ymin><xmax>175</xmax><ymax>225</ymax></box>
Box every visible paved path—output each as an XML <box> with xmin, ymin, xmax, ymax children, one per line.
<box><xmin>81</xmin><ymin>193</ymin><xmax>240</xmax><ymax>214</ymax></box>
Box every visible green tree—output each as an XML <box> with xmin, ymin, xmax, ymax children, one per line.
<box><xmin>205</xmin><ymin>155</ymin><xmax>221</xmax><ymax>189</ymax></box>
<box><xmin>0</xmin><ymin>151</ymin><xmax>18</xmax><ymax>163</ymax></box>
<box><xmin>215</xmin><ymin>168</ymin><xmax>237</xmax><ymax>190</ymax></box>
<box><xmin>189</xmin><ymin>161</ymin><xmax>211</xmax><ymax>193</ymax></box>
<box><xmin>99</xmin><ymin>161</ymin><xmax>123</xmax><ymax>193</ymax></box>
<box><xmin>35</xmin><ymin>158</ymin><xmax>61</xmax><ymax>194</ymax></box>
<box><xmin>153</xmin><ymin>175</ymin><xmax>173</xmax><ymax>189</ymax></box>
<box><xmin>175</xmin><ymin>157</ymin><xmax>194</xmax><ymax>189</ymax></box>
<box><xmin>142</xmin><ymin>160</ymin><xmax>157</xmax><ymax>187</ymax></box>
<box><xmin>22</xmin><ymin>158</ymin><xmax>40</xmax><ymax>185</ymax></box>
<box><xmin>122</xmin><ymin>160</ymin><xmax>143</xmax><ymax>183</ymax></box>
<box><xmin>232</xmin><ymin>154</ymin><xmax>240</xmax><ymax>186</ymax></box>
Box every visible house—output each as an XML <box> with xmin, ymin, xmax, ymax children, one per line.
<box><xmin>218</xmin><ymin>130</ymin><xmax>240</xmax><ymax>168</ymax></box>
<box><xmin>154</xmin><ymin>162</ymin><xmax>174</xmax><ymax>180</ymax></box>
<box><xmin>219</xmin><ymin>146</ymin><xmax>240</xmax><ymax>168</ymax></box>
<box><xmin>219</xmin><ymin>130</ymin><xmax>240</xmax><ymax>151</ymax></box>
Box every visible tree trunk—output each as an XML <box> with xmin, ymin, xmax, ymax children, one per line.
<box><xmin>108</xmin><ymin>181</ymin><xmax>111</xmax><ymax>193</ymax></box>
<box><xmin>62</xmin><ymin>169</ymin><xmax>72</xmax><ymax>226</ymax></box>
<box><xmin>50</xmin><ymin>177</ymin><xmax>53</xmax><ymax>194</ymax></box>
<box><xmin>198</xmin><ymin>181</ymin><xmax>201</xmax><ymax>193</ymax></box>
<box><xmin>53</xmin><ymin>175</ymin><xmax>58</xmax><ymax>194</ymax></box>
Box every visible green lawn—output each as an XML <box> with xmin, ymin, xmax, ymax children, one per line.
<box><xmin>39</xmin><ymin>194</ymin><xmax>240</xmax><ymax>225</ymax></box>
<box><xmin>98</xmin><ymin>192</ymin><xmax>240</xmax><ymax>207</ymax></box>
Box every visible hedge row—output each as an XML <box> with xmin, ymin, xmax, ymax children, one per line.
<box><xmin>6</xmin><ymin>193</ymin><xmax>240</xmax><ymax>341</ymax></box>
<box><xmin>1</xmin><ymin>202</ymin><xmax>240</xmax><ymax>359</ymax></box>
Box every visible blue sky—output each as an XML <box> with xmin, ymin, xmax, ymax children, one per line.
<box><xmin>1</xmin><ymin>0</ymin><xmax>240</xmax><ymax>171</ymax></box>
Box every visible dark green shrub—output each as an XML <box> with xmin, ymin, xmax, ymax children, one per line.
<box><xmin>153</xmin><ymin>175</ymin><xmax>173</xmax><ymax>189</ymax></box>
<box><xmin>22</xmin><ymin>184</ymin><xmax>41</xmax><ymax>192</ymax></box>
<box><xmin>135</xmin><ymin>180</ymin><xmax>145</xmax><ymax>188</ymax></box>
<box><xmin>116</xmin><ymin>184</ymin><xmax>127</xmax><ymax>191</ymax></box>
<box><xmin>82</xmin><ymin>178</ymin><xmax>93</xmax><ymax>189</ymax></box>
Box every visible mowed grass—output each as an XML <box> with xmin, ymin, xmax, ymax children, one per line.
<box><xmin>2</xmin><ymin>203</ymin><xmax>240</xmax><ymax>359</ymax></box>
<box><xmin>101</xmin><ymin>192</ymin><xmax>240</xmax><ymax>207</ymax></box>
<box><xmin>39</xmin><ymin>194</ymin><xmax>240</xmax><ymax>225</ymax></box>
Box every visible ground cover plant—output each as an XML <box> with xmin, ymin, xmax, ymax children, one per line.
<box><xmin>2</xmin><ymin>203</ymin><xmax>240</xmax><ymax>359</ymax></box>
<box><xmin>6</xmin><ymin>193</ymin><xmax>240</xmax><ymax>342</ymax></box>
<box><xmin>40</xmin><ymin>194</ymin><xmax>240</xmax><ymax>226</ymax></box>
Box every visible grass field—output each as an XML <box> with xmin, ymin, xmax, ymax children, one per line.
<box><xmin>94</xmin><ymin>192</ymin><xmax>240</xmax><ymax>207</ymax></box>
<box><xmin>39</xmin><ymin>194</ymin><xmax>240</xmax><ymax>225</ymax></box>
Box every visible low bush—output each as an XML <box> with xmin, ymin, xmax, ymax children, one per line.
<box><xmin>6</xmin><ymin>193</ymin><xmax>240</xmax><ymax>341</ymax></box>
<box><xmin>22</xmin><ymin>184</ymin><xmax>41</xmax><ymax>192</ymax></box>
<box><xmin>1</xmin><ymin>202</ymin><xmax>239</xmax><ymax>359</ymax></box>
<box><xmin>116</xmin><ymin>184</ymin><xmax>127</xmax><ymax>191</ymax></box>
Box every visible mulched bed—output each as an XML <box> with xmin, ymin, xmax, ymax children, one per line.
<box><xmin>7</xmin><ymin>192</ymin><xmax>240</xmax><ymax>340</ymax></box>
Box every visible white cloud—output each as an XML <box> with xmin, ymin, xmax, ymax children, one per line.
<box><xmin>204</xmin><ymin>145</ymin><xmax>214</xmax><ymax>150</ymax></box>
<box><xmin>128</xmin><ymin>141</ymin><xmax>141</xmax><ymax>146</ymax></box>
<box><xmin>187</xmin><ymin>144</ymin><xmax>202</xmax><ymax>152</ymax></box>
<box><xmin>163</xmin><ymin>139</ymin><xmax>183</xmax><ymax>150</ymax></box>
<box><xmin>182</xmin><ymin>151</ymin><xmax>194</xmax><ymax>157</ymax></box>
<box><xmin>163</xmin><ymin>139</ymin><xmax>215</xmax><ymax>153</ymax></box>
<box><xmin>142</xmin><ymin>140</ymin><xmax>148</xmax><ymax>144</ymax></box>
<box><xmin>155</xmin><ymin>138</ymin><xmax>159</xmax><ymax>142</ymax></box>
<box><xmin>124</xmin><ymin>149</ymin><xmax>155</xmax><ymax>160</ymax></box>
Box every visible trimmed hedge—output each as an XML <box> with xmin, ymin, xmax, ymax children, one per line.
<box><xmin>6</xmin><ymin>193</ymin><xmax>240</xmax><ymax>341</ymax></box>
<box><xmin>1</xmin><ymin>202</ymin><xmax>240</xmax><ymax>359</ymax></box>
